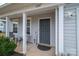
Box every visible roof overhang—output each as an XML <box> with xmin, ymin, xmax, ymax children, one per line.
<box><xmin>0</xmin><ymin>3</ymin><xmax>64</xmax><ymax>18</ymax></box>
<box><xmin>0</xmin><ymin>3</ymin><xmax>11</xmax><ymax>8</ymax></box>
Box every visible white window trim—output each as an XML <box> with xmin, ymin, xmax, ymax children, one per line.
<box><xmin>12</xmin><ymin>22</ymin><xmax>18</xmax><ymax>34</ymax></box>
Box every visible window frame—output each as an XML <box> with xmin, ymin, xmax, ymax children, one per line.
<box><xmin>27</xmin><ymin>18</ymin><xmax>31</xmax><ymax>35</ymax></box>
<box><xmin>13</xmin><ymin>22</ymin><xmax>18</xmax><ymax>33</ymax></box>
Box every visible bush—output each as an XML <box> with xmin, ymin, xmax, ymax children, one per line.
<box><xmin>0</xmin><ymin>36</ymin><xmax>17</xmax><ymax>56</ymax></box>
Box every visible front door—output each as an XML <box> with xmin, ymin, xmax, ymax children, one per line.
<box><xmin>39</xmin><ymin>18</ymin><xmax>50</xmax><ymax>45</ymax></box>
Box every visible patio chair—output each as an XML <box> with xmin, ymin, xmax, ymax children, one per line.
<box><xmin>31</xmin><ymin>32</ymin><xmax>38</xmax><ymax>46</ymax></box>
<box><xmin>9</xmin><ymin>32</ymin><xmax>18</xmax><ymax>44</ymax></box>
<box><xmin>9</xmin><ymin>32</ymin><xmax>14</xmax><ymax>40</ymax></box>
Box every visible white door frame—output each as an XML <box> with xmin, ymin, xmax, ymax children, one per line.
<box><xmin>38</xmin><ymin>17</ymin><xmax>52</xmax><ymax>46</ymax></box>
<box><xmin>58</xmin><ymin>5</ymin><xmax>64</xmax><ymax>55</ymax></box>
<box><xmin>77</xmin><ymin>8</ymin><xmax>79</xmax><ymax>56</ymax></box>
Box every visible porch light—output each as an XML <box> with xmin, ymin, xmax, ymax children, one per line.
<box><xmin>64</xmin><ymin>11</ymin><xmax>76</xmax><ymax>17</ymax></box>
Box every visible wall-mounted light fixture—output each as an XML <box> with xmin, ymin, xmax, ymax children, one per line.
<box><xmin>64</xmin><ymin>11</ymin><xmax>76</xmax><ymax>17</ymax></box>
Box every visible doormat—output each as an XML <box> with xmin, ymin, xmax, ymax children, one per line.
<box><xmin>37</xmin><ymin>45</ymin><xmax>51</xmax><ymax>51</ymax></box>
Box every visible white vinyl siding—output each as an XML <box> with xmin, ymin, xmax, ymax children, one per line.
<box><xmin>64</xmin><ymin>8</ymin><xmax>77</xmax><ymax>56</ymax></box>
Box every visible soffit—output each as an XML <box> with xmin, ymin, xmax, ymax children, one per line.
<box><xmin>0</xmin><ymin>3</ymin><xmax>39</xmax><ymax>15</ymax></box>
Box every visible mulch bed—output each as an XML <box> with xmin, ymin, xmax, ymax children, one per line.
<box><xmin>0</xmin><ymin>52</ymin><xmax>24</xmax><ymax>56</ymax></box>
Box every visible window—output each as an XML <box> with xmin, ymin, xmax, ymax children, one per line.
<box><xmin>0</xmin><ymin>22</ymin><xmax>3</xmax><ymax>26</ymax></box>
<box><xmin>27</xmin><ymin>19</ymin><xmax>30</xmax><ymax>35</ymax></box>
<box><xmin>13</xmin><ymin>23</ymin><xmax>17</xmax><ymax>33</ymax></box>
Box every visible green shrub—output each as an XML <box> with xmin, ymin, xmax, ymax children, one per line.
<box><xmin>0</xmin><ymin>36</ymin><xmax>17</xmax><ymax>56</ymax></box>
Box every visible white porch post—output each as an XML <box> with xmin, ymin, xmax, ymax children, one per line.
<box><xmin>55</xmin><ymin>8</ymin><xmax>58</xmax><ymax>55</ymax></box>
<box><xmin>22</xmin><ymin>12</ymin><xmax>27</xmax><ymax>55</ymax></box>
<box><xmin>6</xmin><ymin>17</ymin><xmax>9</xmax><ymax>37</ymax></box>
<box><xmin>58</xmin><ymin>5</ymin><xmax>64</xmax><ymax>55</ymax></box>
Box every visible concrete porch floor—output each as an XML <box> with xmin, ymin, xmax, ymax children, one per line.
<box><xmin>15</xmin><ymin>42</ymin><xmax>55</xmax><ymax>56</ymax></box>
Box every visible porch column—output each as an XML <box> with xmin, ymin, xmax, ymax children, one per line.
<box><xmin>22</xmin><ymin>12</ymin><xmax>27</xmax><ymax>55</ymax></box>
<box><xmin>58</xmin><ymin>5</ymin><xmax>64</xmax><ymax>55</ymax></box>
<box><xmin>6</xmin><ymin>17</ymin><xmax>9</xmax><ymax>37</ymax></box>
<box><xmin>55</xmin><ymin>8</ymin><xmax>58</xmax><ymax>55</ymax></box>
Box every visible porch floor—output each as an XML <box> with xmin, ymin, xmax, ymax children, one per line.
<box><xmin>15</xmin><ymin>42</ymin><xmax>55</xmax><ymax>56</ymax></box>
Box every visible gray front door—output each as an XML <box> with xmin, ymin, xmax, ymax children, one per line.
<box><xmin>39</xmin><ymin>18</ymin><xmax>50</xmax><ymax>45</ymax></box>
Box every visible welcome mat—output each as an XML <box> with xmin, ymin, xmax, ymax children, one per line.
<box><xmin>37</xmin><ymin>45</ymin><xmax>51</xmax><ymax>51</ymax></box>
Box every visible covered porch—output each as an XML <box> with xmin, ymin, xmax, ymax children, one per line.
<box><xmin>14</xmin><ymin>11</ymin><xmax>56</xmax><ymax>56</ymax></box>
<box><xmin>0</xmin><ymin>4</ymin><xmax>64</xmax><ymax>56</ymax></box>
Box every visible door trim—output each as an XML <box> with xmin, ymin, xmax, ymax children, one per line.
<box><xmin>38</xmin><ymin>17</ymin><xmax>52</xmax><ymax>46</ymax></box>
<box><xmin>77</xmin><ymin>8</ymin><xmax>79</xmax><ymax>56</ymax></box>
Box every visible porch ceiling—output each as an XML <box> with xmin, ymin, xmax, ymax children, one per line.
<box><xmin>0</xmin><ymin>3</ymin><xmax>39</xmax><ymax>15</ymax></box>
<box><xmin>5</xmin><ymin>6</ymin><xmax>55</xmax><ymax>19</ymax></box>
<box><xmin>7</xmin><ymin>9</ymin><xmax>55</xmax><ymax>19</ymax></box>
<box><xmin>0</xmin><ymin>3</ymin><xmax>61</xmax><ymax>19</ymax></box>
